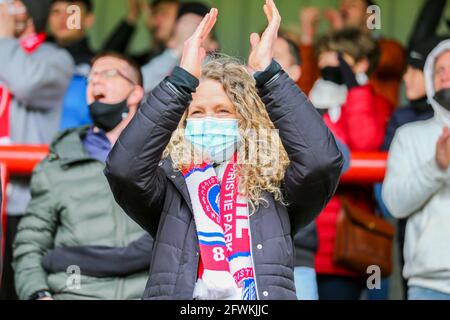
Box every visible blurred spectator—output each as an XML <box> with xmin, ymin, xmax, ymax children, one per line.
<box><xmin>382</xmin><ymin>39</ymin><xmax>450</xmax><ymax>300</ymax></box>
<box><xmin>48</xmin><ymin>0</ymin><xmax>95</xmax><ymax>130</ymax></box>
<box><xmin>141</xmin><ymin>1</ymin><xmax>219</xmax><ymax>93</ymax></box>
<box><xmin>372</xmin><ymin>0</ymin><xmax>448</xmax><ymax>300</ymax></box>
<box><xmin>373</xmin><ymin>38</ymin><xmax>443</xmax><ymax>300</ymax></box>
<box><xmin>0</xmin><ymin>0</ymin><xmax>73</xmax><ymax>300</ymax></box>
<box><xmin>298</xmin><ymin>0</ymin><xmax>405</xmax><ymax>107</ymax></box>
<box><xmin>370</xmin><ymin>39</ymin><xmax>443</xmax><ymax>301</ymax></box>
<box><xmin>48</xmin><ymin>0</ymin><xmax>95</xmax><ymax>64</ymax></box>
<box><xmin>310</xmin><ymin>28</ymin><xmax>390</xmax><ymax>300</ymax></box>
<box><xmin>104</xmin><ymin>0</ymin><xmax>180</xmax><ymax>66</ymax></box>
<box><xmin>12</xmin><ymin>52</ymin><xmax>148</xmax><ymax>300</ymax></box>
<box><xmin>311</xmin><ymin>28</ymin><xmax>392</xmax><ymax>148</ymax></box>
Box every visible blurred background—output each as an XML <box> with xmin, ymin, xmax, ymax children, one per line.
<box><xmin>89</xmin><ymin>0</ymin><xmax>450</xmax><ymax>60</ymax></box>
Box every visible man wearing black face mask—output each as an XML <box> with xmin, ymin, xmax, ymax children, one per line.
<box><xmin>12</xmin><ymin>52</ymin><xmax>149</xmax><ymax>300</ymax></box>
<box><xmin>383</xmin><ymin>39</ymin><xmax>450</xmax><ymax>300</ymax></box>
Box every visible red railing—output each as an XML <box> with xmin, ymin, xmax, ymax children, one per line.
<box><xmin>340</xmin><ymin>151</ymin><xmax>387</xmax><ymax>184</ymax></box>
<box><xmin>0</xmin><ymin>145</ymin><xmax>388</xmax><ymax>182</ymax></box>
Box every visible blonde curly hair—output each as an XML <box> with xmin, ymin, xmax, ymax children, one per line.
<box><xmin>163</xmin><ymin>55</ymin><xmax>290</xmax><ymax>211</ymax></box>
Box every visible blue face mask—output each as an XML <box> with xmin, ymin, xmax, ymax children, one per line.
<box><xmin>185</xmin><ymin>117</ymin><xmax>239</xmax><ymax>163</ymax></box>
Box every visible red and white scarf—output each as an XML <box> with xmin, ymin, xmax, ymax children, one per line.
<box><xmin>182</xmin><ymin>154</ymin><xmax>257</xmax><ymax>300</ymax></box>
<box><xmin>0</xmin><ymin>32</ymin><xmax>46</xmax><ymax>144</ymax></box>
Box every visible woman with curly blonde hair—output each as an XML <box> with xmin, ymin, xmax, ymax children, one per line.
<box><xmin>105</xmin><ymin>0</ymin><xmax>343</xmax><ymax>300</ymax></box>
<box><xmin>164</xmin><ymin>54</ymin><xmax>290</xmax><ymax>211</ymax></box>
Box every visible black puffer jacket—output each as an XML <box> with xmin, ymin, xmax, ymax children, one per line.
<box><xmin>104</xmin><ymin>63</ymin><xmax>343</xmax><ymax>300</ymax></box>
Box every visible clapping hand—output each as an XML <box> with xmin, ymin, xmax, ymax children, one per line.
<box><xmin>179</xmin><ymin>8</ymin><xmax>218</xmax><ymax>79</ymax></box>
<box><xmin>248</xmin><ymin>0</ymin><xmax>282</xmax><ymax>73</ymax></box>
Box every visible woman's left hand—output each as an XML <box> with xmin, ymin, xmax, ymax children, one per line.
<box><xmin>248</xmin><ymin>0</ymin><xmax>281</xmax><ymax>73</ymax></box>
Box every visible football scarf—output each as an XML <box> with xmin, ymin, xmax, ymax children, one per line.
<box><xmin>182</xmin><ymin>154</ymin><xmax>257</xmax><ymax>300</ymax></box>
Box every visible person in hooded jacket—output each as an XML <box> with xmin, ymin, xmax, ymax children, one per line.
<box><xmin>370</xmin><ymin>0</ymin><xmax>448</xmax><ymax>300</ymax></box>
<box><xmin>373</xmin><ymin>37</ymin><xmax>445</xmax><ymax>299</ymax></box>
<box><xmin>383</xmin><ymin>39</ymin><xmax>450</xmax><ymax>300</ymax></box>
<box><xmin>12</xmin><ymin>52</ymin><xmax>148</xmax><ymax>300</ymax></box>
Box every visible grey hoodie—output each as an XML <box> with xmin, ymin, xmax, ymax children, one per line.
<box><xmin>0</xmin><ymin>38</ymin><xmax>74</xmax><ymax>215</ymax></box>
<box><xmin>382</xmin><ymin>39</ymin><xmax>450</xmax><ymax>295</ymax></box>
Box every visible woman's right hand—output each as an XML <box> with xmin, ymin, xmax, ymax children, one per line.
<box><xmin>179</xmin><ymin>8</ymin><xmax>218</xmax><ymax>79</ymax></box>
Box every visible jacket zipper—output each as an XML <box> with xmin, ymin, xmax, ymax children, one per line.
<box><xmin>248</xmin><ymin>213</ymin><xmax>260</xmax><ymax>300</ymax></box>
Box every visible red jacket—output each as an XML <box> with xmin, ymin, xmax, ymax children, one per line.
<box><xmin>315</xmin><ymin>84</ymin><xmax>392</xmax><ymax>276</ymax></box>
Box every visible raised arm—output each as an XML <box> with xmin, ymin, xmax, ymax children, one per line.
<box><xmin>102</xmin><ymin>0</ymin><xmax>142</xmax><ymax>53</ymax></box>
<box><xmin>248</xmin><ymin>0</ymin><xmax>343</xmax><ymax>233</ymax></box>
<box><xmin>408</xmin><ymin>0</ymin><xmax>447</xmax><ymax>51</ymax></box>
<box><xmin>0</xmin><ymin>5</ymin><xmax>73</xmax><ymax>107</ymax></box>
<box><xmin>104</xmin><ymin>9</ymin><xmax>219</xmax><ymax>236</ymax></box>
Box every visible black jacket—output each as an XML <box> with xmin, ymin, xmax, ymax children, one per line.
<box><xmin>408</xmin><ymin>0</ymin><xmax>447</xmax><ymax>52</ymax></box>
<box><xmin>104</xmin><ymin>62</ymin><xmax>343</xmax><ymax>300</ymax></box>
